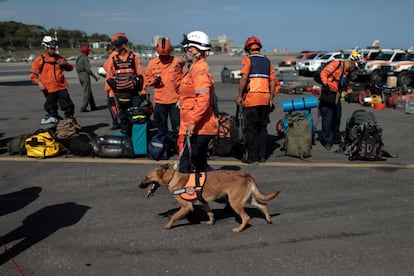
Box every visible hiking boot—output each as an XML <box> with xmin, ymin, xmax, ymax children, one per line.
<box><xmin>80</xmin><ymin>108</ymin><xmax>90</xmax><ymax>113</ymax></box>
<box><xmin>324</xmin><ymin>144</ymin><xmax>332</xmax><ymax>150</ymax></box>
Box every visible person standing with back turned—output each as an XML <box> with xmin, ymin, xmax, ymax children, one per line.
<box><xmin>106</xmin><ymin>33</ymin><xmax>146</xmax><ymax>135</ymax></box>
<box><xmin>235</xmin><ymin>36</ymin><xmax>280</xmax><ymax>164</ymax></box>
<box><xmin>30</xmin><ymin>36</ymin><xmax>75</xmax><ymax>123</ymax></box>
<box><xmin>76</xmin><ymin>45</ymin><xmax>98</xmax><ymax>112</ymax></box>
<box><xmin>178</xmin><ymin>30</ymin><xmax>218</xmax><ymax>173</ymax></box>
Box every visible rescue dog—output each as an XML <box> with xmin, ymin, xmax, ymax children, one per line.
<box><xmin>139</xmin><ymin>164</ymin><xmax>280</xmax><ymax>232</ymax></box>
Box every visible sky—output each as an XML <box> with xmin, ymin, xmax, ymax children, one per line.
<box><xmin>1</xmin><ymin>0</ymin><xmax>413</xmax><ymax>52</ymax></box>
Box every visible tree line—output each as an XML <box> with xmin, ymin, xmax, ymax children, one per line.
<box><xmin>0</xmin><ymin>21</ymin><xmax>148</xmax><ymax>51</ymax></box>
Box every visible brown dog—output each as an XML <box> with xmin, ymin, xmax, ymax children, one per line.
<box><xmin>139</xmin><ymin>164</ymin><xmax>280</xmax><ymax>232</ymax></box>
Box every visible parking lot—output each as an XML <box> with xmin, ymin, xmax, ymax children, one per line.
<box><xmin>1</xmin><ymin>56</ymin><xmax>414</xmax><ymax>275</ymax></box>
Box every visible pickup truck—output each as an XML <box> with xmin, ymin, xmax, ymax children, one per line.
<box><xmin>379</xmin><ymin>50</ymin><xmax>414</xmax><ymax>86</ymax></box>
<box><xmin>357</xmin><ymin>48</ymin><xmax>407</xmax><ymax>84</ymax></box>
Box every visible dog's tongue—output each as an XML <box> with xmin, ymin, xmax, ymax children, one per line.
<box><xmin>146</xmin><ymin>183</ymin><xmax>159</xmax><ymax>198</ymax></box>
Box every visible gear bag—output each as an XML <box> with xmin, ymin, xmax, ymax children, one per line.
<box><xmin>55</xmin><ymin>118</ymin><xmax>81</xmax><ymax>141</ymax></box>
<box><xmin>148</xmin><ymin>132</ymin><xmax>176</xmax><ymax>161</ymax></box>
<box><xmin>212</xmin><ymin>112</ymin><xmax>235</xmax><ymax>157</ymax></box>
<box><xmin>25</xmin><ymin>130</ymin><xmax>65</xmax><ymax>158</ymax></box>
<box><xmin>91</xmin><ymin>135</ymin><xmax>135</xmax><ymax>158</ymax></box>
<box><xmin>284</xmin><ymin>111</ymin><xmax>312</xmax><ymax>159</ymax></box>
<box><xmin>345</xmin><ymin>110</ymin><xmax>384</xmax><ymax>161</ymax></box>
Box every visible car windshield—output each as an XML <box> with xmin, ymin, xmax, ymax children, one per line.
<box><xmin>306</xmin><ymin>53</ymin><xmax>318</xmax><ymax>59</ymax></box>
<box><xmin>374</xmin><ymin>52</ymin><xmax>393</xmax><ymax>61</ymax></box>
<box><xmin>319</xmin><ymin>54</ymin><xmax>332</xmax><ymax>60</ymax></box>
<box><xmin>405</xmin><ymin>53</ymin><xmax>414</xmax><ymax>61</ymax></box>
<box><xmin>296</xmin><ymin>54</ymin><xmax>305</xmax><ymax>59</ymax></box>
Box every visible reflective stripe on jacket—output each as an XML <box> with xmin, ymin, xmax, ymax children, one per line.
<box><xmin>178</xmin><ymin>58</ymin><xmax>218</xmax><ymax>136</ymax></box>
<box><xmin>241</xmin><ymin>54</ymin><xmax>277</xmax><ymax>107</ymax></box>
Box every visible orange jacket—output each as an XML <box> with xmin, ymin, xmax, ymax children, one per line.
<box><xmin>145</xmin><ymin>56</ymin><xmax>183</xmax><ymax>104</ymax></box>
<box><xmin>240</xmin><ymin>53</ymin><xmax>279</xmax><ymax>107</ymax></box>
<box><xmin>320</xmin><ymin>60</ymin><xmax>351</xmax><ymax>93</ymax></box>
<box><xmin>30</xmin><ymin>53</ymin><xmax>73</xmax><ymax>93</ymax></box>
<box><xmin>106</xmin><ymin>49</ymin><xmax>146</xmax><ymax>94</ymax></box>
<box><xmin>178</xmin><ymin>57</ymin><xmax>218</xmax><ymax>136</ymax></box>
<box><xmin>103</xmin><ymin>57</ymin><xmax>115</xmax><ymax>97</ymax></box>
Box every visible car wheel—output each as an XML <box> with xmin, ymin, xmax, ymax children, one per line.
<box><xmin>397</xmin><ymin>71</ymin><xmax>412</xmax><ymax>87</ymax></box>
<box><xmin>370</xmin><ymin>70</ymin><xmax>384</xmax><ymax>84</ymax></box>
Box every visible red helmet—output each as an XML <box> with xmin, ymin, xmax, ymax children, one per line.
<box><xmin>244</xmin><ymin>36</ymin><xmax>262</xmax><ymax>51</ymax></box>
<box><xmin>111</xmin><ymin>33</ymin><xmax>128</xmax><ymax>46</ymax></box>
<box><xmin>81</xmin><ymin>45</ymin><xmax>91</xmax><ymax>54</ymax></box>
<box><xmin>157</xmin><ymin>37</ymin><xmax>171</xmax><ymax>56</ymax></box>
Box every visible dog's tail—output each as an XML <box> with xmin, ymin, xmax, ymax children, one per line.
<box><xmin>252</xmin><ymin>186</ymin><xmax>280</xmax><ymax>202</ymax></box>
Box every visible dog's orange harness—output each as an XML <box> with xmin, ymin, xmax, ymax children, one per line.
<box><xmin>173</xmin><ymin>172</ymin><xmax>206</xmax><ymax>201</ymax></box>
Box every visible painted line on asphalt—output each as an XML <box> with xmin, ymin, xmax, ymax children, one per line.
<box><xmin>1</xmin><ymin>156</ymin><xmax>413</xmax><ymax>169</ymax></box>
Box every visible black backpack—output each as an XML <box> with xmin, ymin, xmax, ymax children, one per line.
<box><xmin>212</xmin><ymin>112</ymin><xmax>235</xmax><ymax>157</ymax></box>
<box><xmin>345</xmin><ymin>110</ymin><xmax>384</xmax><ymax>161</ymax></box>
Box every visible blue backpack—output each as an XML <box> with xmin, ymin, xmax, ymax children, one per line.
<box><xmin>148</xmin><ymin>133</ymin><xmax>175</xmax><ymax>160</ymax></box>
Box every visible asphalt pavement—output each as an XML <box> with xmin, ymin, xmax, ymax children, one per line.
<box><xmin>0</xmin><ymin>56</ymin><xmax>413</xmax><ymax>276</ymax></box>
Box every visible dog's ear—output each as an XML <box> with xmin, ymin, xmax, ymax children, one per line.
<box><xmin>157</xmin><ymin>164</ymin><xmax>169</xmax><ymax>176</ymax></box>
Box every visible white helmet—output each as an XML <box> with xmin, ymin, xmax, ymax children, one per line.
<box><xmin>182</xmin><ymin>31</ymin><xmax>211</xmax><ymax>51</ymax></box>
<box><xmin>41</xmin><ymin>36</ymin><xmax>59</xmax><ymax>49</ymax></box>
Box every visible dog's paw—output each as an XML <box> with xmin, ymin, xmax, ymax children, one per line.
<box><xmin>266</xmin><ymin>219</ymin><xmax>273</xmax><ymax>224</ymax></box>
<box><xmin>164</xmin><ymin>223</ymin><xmax>173</xmax><ymax>230</ymax></box>
<box><xmin>206</xmin><ymin>220</ymin><xmax>215</xmax><ymax>226</ymax></box>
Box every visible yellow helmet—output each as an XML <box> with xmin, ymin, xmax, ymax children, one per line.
<box><xmin>349</xmin><ymin>50</ymin><xmax>365</xmax><ymax>68</ymax></box>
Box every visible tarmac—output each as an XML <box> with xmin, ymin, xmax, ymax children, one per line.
<box><xmin>0</xmin><ymin>56</ymin><xmax>413</xmax><ymax>275</ymax></box>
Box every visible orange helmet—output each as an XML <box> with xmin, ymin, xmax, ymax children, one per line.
<box><xmin>111</xmin><ymin>33</ymin><xmax>128</xmax><ymax>46</ymax></box>
<box><xmin>244</xmin><ymin>36</ymin><xmax>262</xmax><ymax>51</ymax></box>
<box><xmin>157</xmin><ymin>37</ymin><xmax>171</xmax><ymax>56</ymax></box>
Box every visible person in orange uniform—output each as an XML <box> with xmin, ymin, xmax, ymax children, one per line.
<box><xmin>30</xmin><ymin>36</ymin><xmax>75</xmax><ymax>122</ymax></box>
<box><xmin>235</xmin><ymin>36</ymin><xmax>280</xmax><ymax>164</ymax></box>
<box><xmin>178</xmin><ymin>30</ymin><xmax>218</xmax><ymax>173</ymax></box>
<box><xmin>318</xmin><ymin>51</ymin><xmax>365</xmax><ymax>150</ymax></box>
<box><xmin>146</xmin><ymin>37</ymin><xmax>183</xmax><ymax>136</ymax></box>
<box><xmin>100</xmin><ymin>43</ymin><xmax>120</xmax><ymax>130</ymax></box>
<box><xmin>106</xmin><ymin>33</ymin><xmax>146</xmax><ymax>134</ymax></box>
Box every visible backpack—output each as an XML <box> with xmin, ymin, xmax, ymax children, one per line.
<box><xmin>345</xmin><ymin>110</ymin><xmax>384</xmax><ymax>161</ymax></box>
<box><xmin>212</xmin><ymin>112</ymin><xmax>235</xmax><ymax>157</ymax></box>
<box><xmin>55</xmin><ymin>118</ymin><xmax>81</xmax><ymax>141</ymax></box>
<box><xmin>7</xmin><ymin>133</ymin><xmax>32</xmax><ymax>155</ymax></box>
<box><xmin>25</xmin><ymin>130</ymin><xmax>65</xmax><ymax>158</ymax></box>
<box><xmin>348</xmin><ymin>124</ymin><xmax>383</xmax><ymax>161</ymax></box>
<box><xmin>148</xmin><ymin>133</ymin><xmax>176</xmax><ymax>161</ymax></box>
<box><xmin>313</xmin><ymin>60</ymin><xmax>341</xmax><ymax>84</ymax></box>
<box><xmin>284</xmin><ymin>112</ymin><xmax>312</xmax><ymax>159</ymax></box>
<box><xmin>345</xmin><ymin>109</ymin><xmax>377</xmax><ymax>143</ymax></box>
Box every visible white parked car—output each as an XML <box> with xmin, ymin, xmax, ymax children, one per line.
<box><xmin>304</xmin><ymin>51</ymin><xmax>350</xmax><ymax>75</ymax></box>
<box><xmin>295</xmin><ymin>52</ymin><xmax>325</xmax><ymax>75</ymax></box>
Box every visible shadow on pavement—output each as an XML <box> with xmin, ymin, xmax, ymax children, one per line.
<box><xmin>0</xmin><ymin>202</ymin><xmax>90</xmax><ymax>266</ymax></box>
